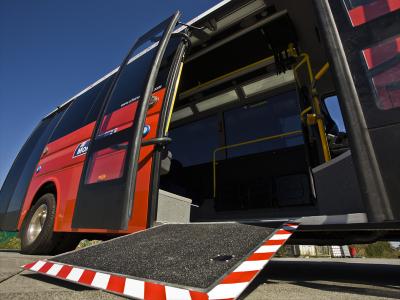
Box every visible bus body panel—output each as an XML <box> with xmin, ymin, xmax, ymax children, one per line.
<box><xmin>17</xmin><ymin>88</ymin><xmax>165</xmax><ymax>234</ymax></box>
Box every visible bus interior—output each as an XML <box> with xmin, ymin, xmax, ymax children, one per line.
<box><xmin>159</xmin><ymin>0</ymin><xmax>366</xmax><ymax>223</ymax></box>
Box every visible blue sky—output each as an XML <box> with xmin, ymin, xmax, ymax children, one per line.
<box><xmin>0</xmin><ymin>0</ymin><xmax>221</xmax><ymax>186</ymax></box>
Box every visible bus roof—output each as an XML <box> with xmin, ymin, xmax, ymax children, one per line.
<box><xmin>44</xmin><ymin>0</ymin><xmax>235</xmax><ymax>119</ymax></box>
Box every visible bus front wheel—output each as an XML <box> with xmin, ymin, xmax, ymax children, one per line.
<box><xmin>20</xmin><ymin>193</ymin><xmax>59</xmax><ymax>254</ymax></box>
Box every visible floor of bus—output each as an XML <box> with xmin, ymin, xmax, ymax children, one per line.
<box><xmin>160</xmin><ymin>144</ymin><xmax>319</xmax><ymax>221</ymax></box>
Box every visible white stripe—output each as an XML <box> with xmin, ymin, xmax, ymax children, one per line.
<box><xmin>269</xmin><ymin>234</ymin><xmax>291</xmax><ymax>240</ymax></box>
<box><xmin>91</xmin><ymin>272</ymin><xmax>110</xmax><ymax>289</ymax></box>
<box><xmin>30</xmin><ymin>260</ymin><xmax>46</xmax><ymax>271</ymax></box>
<box><xmin>165</xmin><ymin>286</ymin><xmax>191</xmax><ymax>300</ymax></box>
<box><xmin>66</xmin><ymin>267</ymin><xmax>84</xmax><ymax>282</ymax></box>
<box><xmin>255</xmin><ymin>245</ymin><xmax>281</xmax><ymax>253</ymax></box>
<box><xmin>234</xmin><ymin>260</ymin><xmax>268</xmax><ymax>272</ymax></box>
<box><xmin>208</xmin><ymin>282</ymin><xmax>249</xmax><ymax>299</ymax></box>
<box><xmin>123</xmin><ymin>278</ymin><xmax>145</xmax><ymax>299</ymax></box>
<box><xmin>46</xmin><ymin>263</ymin><xmax>63</xmax><ymax>276</ymax></box>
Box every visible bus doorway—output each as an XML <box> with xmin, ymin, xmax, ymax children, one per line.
<box><xmin>159</xmin><ymin>0</ymin><xmax>361</xmax><ymax>223</ymax></box>
<box><xmin>162</xmin><ymin>87</ymin><xmax>314</xmax><ymax>221</ymax></box>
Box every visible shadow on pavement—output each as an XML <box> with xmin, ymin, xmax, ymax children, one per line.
<box><xmin>240</xmin><ymin>259</ymin><xmax>400</xmax><ymax>299</ymax></box>
<box><xmin>22</xmin><ymin>273</ymin><xmax>93</xmax><ymax>291</ymax></box>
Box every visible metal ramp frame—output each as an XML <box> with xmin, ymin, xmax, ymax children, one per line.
<box><xmin>22</xmin><ymin>222</ymin><xmax>298</xmax><ymax>299</ymax></box>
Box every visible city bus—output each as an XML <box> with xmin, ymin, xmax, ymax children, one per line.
<box><xmin>0</xmin><ymin>0</ymin><xmax>399</xmax><ymax>254</ymax></box>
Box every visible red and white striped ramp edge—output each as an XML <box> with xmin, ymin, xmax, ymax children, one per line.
<box><xmin>22</xmin><ymin>222</ymin><xmax>299</xmax><ymax>300</ymax></box>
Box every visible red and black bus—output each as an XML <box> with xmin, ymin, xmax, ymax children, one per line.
<box><xmin>0</xmin><ymin>0</ymin><xmax>399</xmax><ymax>254</ymax></box>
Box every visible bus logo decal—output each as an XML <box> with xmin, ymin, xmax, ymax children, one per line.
<box><xmin>143</xmin><ymin>125</ymin><xmax>151</xmax><ymax>137</ymax></box>
<box><xmin>73</xmin><ymin>140</ymin><xmax>90</xmax><ymax>158</ymax></box>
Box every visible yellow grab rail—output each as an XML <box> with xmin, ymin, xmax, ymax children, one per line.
<box><xmin>300</xmin><ymin>106</ymin><xmax>312</xmax><ymax>120</ymax></box>
<box><xmin>212</xmin><ymin>130</ymin><xmax>303</xmax><ymax>198</ymax></box>
<box><xmin>165</xmin><ymin>62</ymin><xmax>184</xmax><ymax>135</ymax></box>
<box><xmin>314</xmin><ymin>62</ymin><xmax>330</xmax><ymax>82</ymax></box>
<box><xmin>180</xmin><ymin>55</ymin><xmax>275</xmax><ymax>99</ymax></box>
<box><xmin>292</xmin><ymin>53</ymin><xmax>331</xmax><ymax>162</ymax></box>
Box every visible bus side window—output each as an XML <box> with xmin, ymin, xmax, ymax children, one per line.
<box><xmin>49</xmin><ymin>79</ymin><xmax>109</xmax><ymax>142</ymax></box>
<box><xmin>0</xmin><ymin>110</ymin><xmax>65</xmax><ymax>230</ymax></box>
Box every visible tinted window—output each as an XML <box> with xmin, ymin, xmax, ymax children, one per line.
<box><xmin>362</xmin><ymin>35</ymin><xmax>400</xmax><ymax>110</ymax></box>
<box><xmin>103</xmin><ymin>50</ymin><xmax>156</xmax><ymax>116</ymax></box>
<box><xmin>224</xmin><ymin>90</ymin><xmax>303</xmax><ymax>158</ymax></box>
<box><xmin>168</xmin><ymin>115</ymin><xmax>223</xmax><ymax>167</ymax></box>
<box><xmin>50</xmin><ymin>80</ymin><xmax>108</xmax><ymax>142</ymax></box>
<box><xmin>99</xmin><ymin>37</ymin><xmax>181</xmax><ymax>126</ymax></box>
<box><xmin>343</xmin><ymin>0</ymin><xmax>400</xmax><ymax>27</ymax></box>
<box><xmin>99</xmin><ymin>20</ymin><xmax>170</xmax><ymax>122</ymax></box>
<box><xmin>0</xmin><ymin>109</ymin><xmax>65</xmax><ymax>230</ymax></box>
<box><xmin>85</xmin><ymin>76</ymin><xmax>114</xmax><ymax>124</ymax></box>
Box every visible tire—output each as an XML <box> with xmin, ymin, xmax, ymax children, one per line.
<box><xmin>20</xmin><ymin>193</ymin><xmax>60</xmax><ymax>254</ymax></box>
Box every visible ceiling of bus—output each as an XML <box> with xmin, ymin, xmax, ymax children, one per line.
<box><xmin>183</xmin><ymin>0</ymin><xmax>335</xmax><ymax>99</ymax></box>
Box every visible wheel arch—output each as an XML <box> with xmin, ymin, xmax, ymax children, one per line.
<box><xmin>18</xmin><ymin>180</ymin><xmax>59</xmax><ymax>231</ymax></box>
<box><xmin>29</xmin><ymin>181</ymin><xmax>57</xmax><ymax>209</ymax></box>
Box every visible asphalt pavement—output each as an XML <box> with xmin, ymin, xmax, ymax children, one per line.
<box><xmin>0</xmin><ymin>250</ymin><xmax>399</xmax><ymax>299</ymax></box>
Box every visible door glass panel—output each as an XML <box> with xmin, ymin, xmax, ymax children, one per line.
<box><xmin>72</xmin><ymin>12</ymin><xmax>181</xmax><ymax>230</ymax></box>
<box><xmin>343</xmin><ymin>0</ymin><xmax>400</xmax><ymax>27</ymax></box>
<box><xmin>97</xmin><ymin>20</ymin><xmax>171</xmax><ymax>136</ymax></box>
<box><xmin>362</xmin><ymin>35</ymin><xmax>400</xmax><ymax>110</ymax></box>
<box><xmin>168</xmin><ymin>115</ymin><xmax>223</xmax><ymax>167</ymax></box>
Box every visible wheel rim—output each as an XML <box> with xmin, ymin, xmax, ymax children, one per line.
<box><xmin>27</xmin><ymin>204</ymin><xmax>48</xmax><ymax>244</ymax></box>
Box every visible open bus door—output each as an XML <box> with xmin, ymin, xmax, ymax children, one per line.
<box><xmin>72</xmin><ymin>12</ymin><xmax>188</xmax><ymax>230</ymax></box>
<box><xmin>314</xmin><ymin>0</ymin><xmax>400</xmax><ymax>222</ymax></box>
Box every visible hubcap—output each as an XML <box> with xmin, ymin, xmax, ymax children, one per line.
<box><xmin>27</xmin><ymin>204</ymin><xmax>48</xmax><ymax>244</ymax></box>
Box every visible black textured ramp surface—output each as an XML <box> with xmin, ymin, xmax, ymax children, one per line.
<box><xmin>52</xmin><ymin>223</ymin><xmax>278</xmax><ymax>290</ymax></box>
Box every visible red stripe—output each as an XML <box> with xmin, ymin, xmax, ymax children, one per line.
<box><xmin>106</xmin><ymin>275</ymin><xmax>126</xmax><ymax>294</ymax></box>
<box><xmin>144</xmin><ymin>282</ymin><xmax>166</xmax><ymax>300</ymax></box>
<box><xmin>276</xmin><ymin>229</ymin><xmax>293</xmax><ymax>235</ymax></box>
<box><xmin>247</xmin><ymin>252</ymin><xmax>274</xmax><ymax>261</ymax></box>
<box><xmin>78</xmin><ymin>269</ymin><xmax>96</xmax><ymax>285</ymax></box>
<box><xmin>38</xmin><ymin>262</ymin><xmax>53</xmax><ymax>273</ymax></box>
<box><xmin>23</xmin><ymin>262</ymin><xmax>37</xmax><ymax>270</ymax></box>
<box><xmin>221</xmin><ymin>270</ymin><xmax>258</xmax><ymax>284</ymax></box>
<box><xmin>284</xmin><ymin>223</ymin><xmax>298</xmax><ymax>227</ymax></box>
<box><xmin>57</xmin><ymin>265</ymin><xmax>73</xmax><ymax>279</ymax></box>
<box><xmin>189</xmin><ymin>290</ymin><xmax>209</xmax><ymax>300</ymax></box>
<box><xmin>264</xmin><ymin>239</ymin><xmax>285</xmax><ymax>246</ymax></box>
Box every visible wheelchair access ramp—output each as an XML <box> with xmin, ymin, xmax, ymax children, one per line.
<box><xmin>22</xmin><ymin>222</ymin><xmax>298</xmax><ymax>299</ymax></box>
